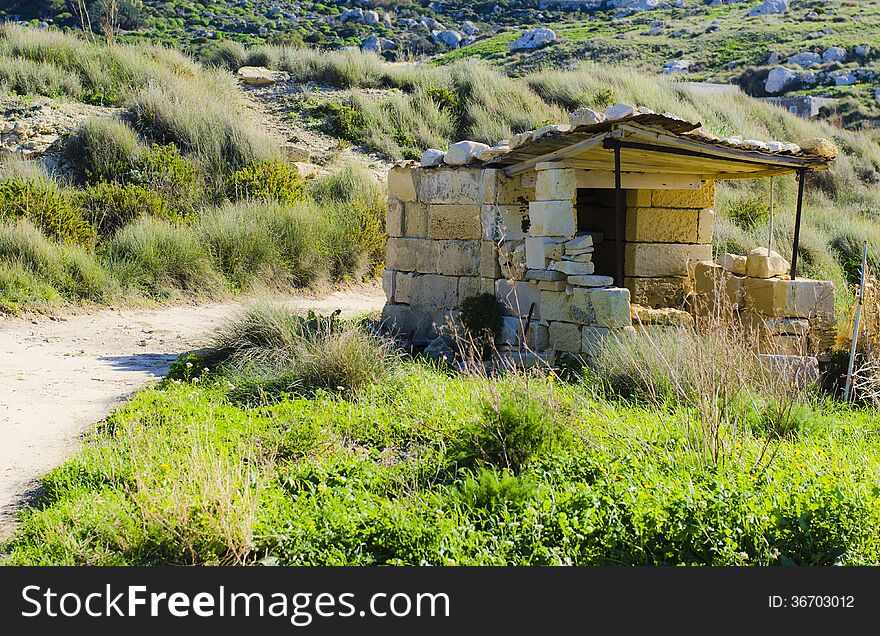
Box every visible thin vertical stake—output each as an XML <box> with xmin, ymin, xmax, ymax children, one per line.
<box><xmin>844</xmin><ymin>240</ymin><xmax>868</xmax><ymax>403</ymax></box>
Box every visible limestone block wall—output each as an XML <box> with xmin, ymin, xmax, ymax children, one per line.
<box><xmin>693</xmin><ymin>257</ymin><xmax>836</xmax><ymax>356</ymax></box>
<box><xmin>623</xmin><ymin>182</ymin><xmax>715</xmax><ymax>309</ymax></box>
<box><xmin>382</xmin><ymin>163</ymin><xmax>718</xmax><ymax>359</ymax></box>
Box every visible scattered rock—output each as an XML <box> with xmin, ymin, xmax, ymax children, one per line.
<box><xmin>745</xmin><ymin>247</ymin><xmax>789</xmax><ymax>279</ymax></box>
<box><xmin>855</xmin><ymin>44</ymin><xmax>871</xmax><ymax>57</ymax></box>
<box><xmin>361</xmin><ymin>34</ymin><xmax>396</xmax><ymax>53</ymax></box>
<box><xmin>434</xmin><ymin>29</ymin><xmax>463</xmax><ymax>49</ymax></box>
<box><xmin>797</xmin><ymin>137</ymin><xmax>837</xmax><ymax>159</ymax></box>
<box><xmin>569</xmin><ymin>107</ymin><xmax>606</xmax><ymax>127</ymax></box>
<box><xmin>461</xmin><ymin>21</ymin><xmax>479</xmax><ymax>36</ymax></box>
<box><xmin>717</xmin><ymin>252</ymin><xmax>747</xmax><ymax>275</ymax></box>
<box><xmin>509</xmin><ymin>27</ymin><xmax>557</xmax><ymax>51</ymax></box>
<box><xmin>444</xmin><ymin>140</ymin><xmax>490</xmax><ymax>165</ymax></box>
<box><xmin>424</xmin><ymin>336</ymin><xmax>455</xmax><ymax>364</ymax></box>
<box><xmin>786</xmin><ymin>51</ymin><xmax>821</xmax><ymax>68</ymax></box>
<box><xmin>603</xmin><ymin>103</ymin><xmax>635</xmax><ymax>120</ymax></box>
<box><xmin>662</xmin><ymin>59</ymin><xmax>692</xmax><ymax>74</ymax></box>
<box><xmin>420</xmin><ymin>148</ymin><xmax>446</xmax><ymax>167</ymax></box>
<box><xmin>748</xmin><ymin>0</ymin><xmax>788</xmax><ymax>17</ymax></box>
<box><xmin>236</xmin><ymin>66</ymin><xmax>283</xmax><ymax>86</ymax></box>
<box><xmin>829</xmin><ymin>69</ymin><xmax>856</xmax><ymax>86</ymax></box>
<box><xmin>822</xmin><ymin>46</ymin><xmax>847</xmax><ymax>63</ymax></box>
<box><xmin>473</xmin><ymin>144</ymin><xmax>510</xmax><ymax>162</ymax></box>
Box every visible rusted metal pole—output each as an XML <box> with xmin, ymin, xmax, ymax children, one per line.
<box><xmin>790</xmin><ymin>169</ymin><xmax>806</xmax><ymax>280</ymax></box>
<box><xmin>614</xmin><ymin>142</ymin><xmax>624</xmax><ymax>288</ymax></box>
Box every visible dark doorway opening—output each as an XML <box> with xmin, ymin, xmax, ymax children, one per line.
<box><xmin>575</xmin><ymin>188</ymin><xmax>626</xmax><ymax>281</ymax></box>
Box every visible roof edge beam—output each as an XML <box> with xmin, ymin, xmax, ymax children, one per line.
<box><xmin>503</xmin><ymin>130</ymin><xmax>622</xmax><ymax>176</ymax></box>
<box><xmin>615</xmin><ymin>123</ymin><xmax>824</xmax><ymax>170</ymax></box>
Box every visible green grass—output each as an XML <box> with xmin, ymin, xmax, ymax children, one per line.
<box><xmin>5</xmin><ymin>351</ymin><xmax>880</xmax><ymax>566</ymax></box>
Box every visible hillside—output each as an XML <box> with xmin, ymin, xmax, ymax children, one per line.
<box><xmin>4</xmin><ymin>1</ymin><xmax>879</xmax><ymax>127</ymax></box>
<box><xmin>1</xmin><ymin>23</ymin><xmax>880</xmax><ymax>315</ymax></box>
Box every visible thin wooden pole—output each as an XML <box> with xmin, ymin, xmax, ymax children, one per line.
<box><xmin>767</xmin><ymin>176</ymin><xmax>774</xmax><ymax>254</ymax></box>
<box><xmin>614</xmin><ymin>142</ymin><xmax>624</xmax><ymax>288</ymax></box>
<box><xmin>790</xmin><ymin>169</ymin><xmax>806</xmax><ymax>280</ymax></box>
<box><xmin>844</xmin><ymin>240</ymin><xmax>868</xmax><ymax>403</ymax></box>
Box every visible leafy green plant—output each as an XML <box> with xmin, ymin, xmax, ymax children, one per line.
<box><xmin>0</xmin><ymin>179</ymin><xmax>94</xmax><ymax>245</ymax></box>
<box><xmin>79</xmin><ymin>182</ymin><xmax>174</xmax><ymax>237</ymax></box>
<box><xmin>726</xmin><ymin>195</ymin><xmax>771</xmax><ymax>230</ymax></box>
<box><xmin>226</xmin><ymin>159</ymin><xmax>305</xmax><ymax>204</ymax></box>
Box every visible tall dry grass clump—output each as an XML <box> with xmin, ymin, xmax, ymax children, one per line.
<box><xmin>588</xmin><ymin>297</ymin><xmax>817</xmax><ymax>467</ymax></box>
<box><xmin>197</xmin><ymin>303</ymin><xmax>397</xmax><ymax>403</ymax></box>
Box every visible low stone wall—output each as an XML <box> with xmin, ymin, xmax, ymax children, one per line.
<box><xmin>693</xmin><ymin>249</ymin><xmax>836</xmax><ymax>356</ymax></box>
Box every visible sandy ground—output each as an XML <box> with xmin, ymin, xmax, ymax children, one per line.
<box><xmin>0</xmin><ymin>286</ymin><xmax>385</xmax><ymax>540</ymax></box>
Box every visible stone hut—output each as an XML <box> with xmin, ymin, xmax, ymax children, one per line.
<box><xmin>381</xmin><ymin>106</ymin><xmax>838</xmax><ymax>362</ymax></box>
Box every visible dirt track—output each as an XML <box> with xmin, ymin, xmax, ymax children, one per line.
<box><xmin>0</xmin><ymin>287</ymin><xmax>385</xmax><ymax>539</ymax></box>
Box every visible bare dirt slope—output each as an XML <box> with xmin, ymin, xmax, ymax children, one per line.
<box><xmin>0</xmin><ymin>287</ymin><xmax>385</xmax><ymax>539</ymax></box>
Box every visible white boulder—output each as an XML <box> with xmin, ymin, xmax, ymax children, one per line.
<box><xmin>822</xmin><ymin>46</ymin><xmax>847</xmax><ymax>63</ymax></box>
<box><xmin>569</xmin><ymin>107</ymin><xmax>606</xmax><ymax>127</ymax></box>
<box><xmin>421</xmin><ymin>149</ymin><xmax>446</xmax><ymax>167</ymax></box>
<box><xmin>662</xmin><ymin>59</ymin><xmax>692</xmax><ymax>74</ymax></box>
<box><xmin>604</xmin><ymin>103</ymin><xmax>635</xmax><ymax>120</ymax></box>
<box><xmin>765</xmin><ymin>66</ymin><xmax>797</xmax><ymax>94</ymax></box>
<box><xmin>434</xmin><ymin>30</ymin><xmax>463</xmax><ymax>48</ymax></box>
<box><xmin>748</xmin><ymin>0</ymin><xmax>789</xmax><ymax>17</ymax></box>
<box><xmin>509</xmin><ymin>28</ymin><xmax>557</xmax><ymax>51</ymax></box>
<box><xmin>786</xmin><ymin>52</ymin><xmax>821</xmax><ymax>68</ymax></box>
<box><xmin>443</xmin><ymin>140</ymin><xmax>490</xmax><ymax>166</ymax></box>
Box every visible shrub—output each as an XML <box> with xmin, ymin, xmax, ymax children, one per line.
<box><xmin>65</xmin><ymin>118</ymin><xmax>140</xmax><ymax>183</ymax></box>
<box><xmin>450</xmin><ymin>468</ymin><xmax>537</xmax><ymax>513</ymax></box>
<box><xmin>308</xmin><ymin>162</ymin><xmax>383</xmax><ymax>205</ymax></box>
<box><xmin>226</xmin><ymin>159</ymin><xmax>305</xmax><ymax>204</ymax></box>
<box><xmin>204</xmin><ymin>304</ymin><xmax>395</xmax><ymax>402</ymax></box>
<box><xmin>451</xmin><ymin>390</ymin><xmax>552</xmax><ymax>473</ymax></box>
<box><xmin>0</xmin><ymin>219</ymin><xmax>113</xmax><ymax>305</ymax></box>
<box><xmin>202</xmin><ymin>41</ymin><xmax>248</xmax><ymax>71</ymax></box>
<box><xmin>726</xmin><ymin>195</ymin><xmax>771</xmax><ymax>230</ymax></box>
<box><xmin>0</xmin><ymin>178</ymin><xmax>95</xmax><ymax>245</ymax></box>
<box><xmin>460</xmin><ymin>293</ymin><xmax>503</xmax><ymax>357</ymax></box>
<box><xmin>0</xmin><ymin>261</ymin><xmax>60</xmax><ymax>313</ymax></box>
<box><xmin>197</xmin><ymin>200</ymin><xmax>328</xmax><ymax>288</ymax></box>
<box><xmin>128</xmin><ymin>144</ymin><xmax>201</xmax><ymax>213</ymax></box>
<box><xmin>131</xmin><ymin>78</ymin><xmax>277</xmax><ymax>188</ymax></box>
<box><xmin>103</xmin><ymin>217</ymin><xmax>218</xmax><ymax>297</ymax></box>
<box><xmin>323</xmin><ymin>199</ymin><xmax>386</xmax><ymax>280</ymax></box>
<box><xmin>79</xmin><ymin>182</ymin><xmax>173</xmax><ymax>237</ymax></box>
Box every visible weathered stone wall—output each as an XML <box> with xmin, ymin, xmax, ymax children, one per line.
<box><xmin>622</xmin><ymin>181</ymin><xmax>715</xmax><ymax>309</ymax></box>
<box><xmin>382</xmin><ymin>163</ymin><xmax>719</xmax><ymax>360</ymax></box>
<box><xmin>693</xmin><ymin>250</ymin><xmax>836</xmax><ymax>356</ymax></box>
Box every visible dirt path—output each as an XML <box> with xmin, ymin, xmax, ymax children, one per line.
<box><xmin>0</xmin><ymin>287</ymin><xmax>385</xmax><ymax>540</ymax></box>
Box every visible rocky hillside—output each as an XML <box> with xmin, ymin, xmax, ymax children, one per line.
<box><xmin>5</xmin><ymin>1</ymin><xmax>879</xmax><ymax>128</ymax></box>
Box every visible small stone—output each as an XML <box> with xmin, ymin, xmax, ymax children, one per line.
<box><xmin>421</xmin><ymin>149</ymin><xmax>445</xmax><ymax>166</ymax></box>
<box><xmin>569</xmin><ymin>107</ymin><xmax>606</xmax><ymax>127</ymax></box>
<box><xmin>717</xmin><ymin>252</ymin><xmax>747</xmax><ymax>275</ymax></box>
<box><xmin>526</xmin><ymin>268</ymin><xmax>567</xmax><ymax>282</ymax></box>
<box><xmin>444</xmin><ymin>140</ymin><xmax>490</xmax><ymax>166</ymax></box>
<box><xmin>565</xmin><ymin>234</ymin><xmax>594</xmax><ymax>251</ymax></box>
<box><xmin>745</xmin><ymin>247</ymin><xmax>790</xmax><ymax>279</ymax></box>
<box><xmin>568</xmin><ymin>274</ymin><xmax>614</xmax><ymax>287</ymax></box>
<box><xmin>797</xmin><ymin>137</ymin><xmax>837</xmax><ymax>159</ymax></box>
<box><xmin>604</xmin><ymin>103</ymin><xmax>635</xmax><ymax>120</ymax></box>
<box><xmin>550</xmin><ymin>260</ymin><xmax>596</xmax><ymax>276</ymax></box>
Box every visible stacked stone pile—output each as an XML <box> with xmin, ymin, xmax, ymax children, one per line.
<box><xmin>693</xmin><ymin>246</ymin><xmax>836</xmax><ymax>355</ymax></box>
